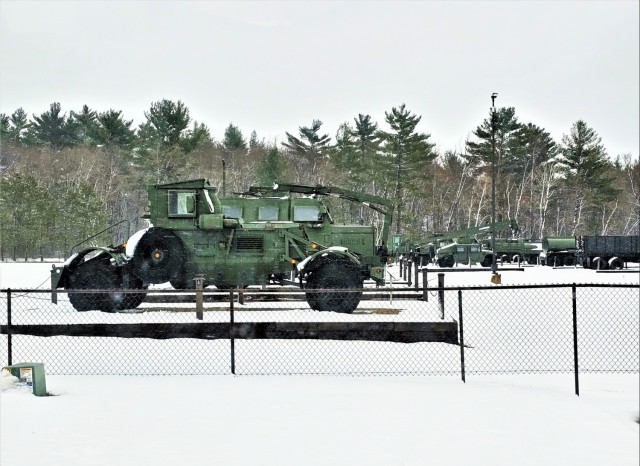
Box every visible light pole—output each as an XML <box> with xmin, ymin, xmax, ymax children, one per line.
<box><xmin>490</xmin><ymin>93</ymin><xmax>499</xmax><ymax>281</ymax></box>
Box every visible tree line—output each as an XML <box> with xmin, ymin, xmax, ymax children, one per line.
<box><xmin>1</xmin><ymin>99</ymin><xmax>638</xmax><ymax>261</ymax></box>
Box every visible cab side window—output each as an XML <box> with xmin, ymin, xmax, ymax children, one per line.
<box><xmin>223</xmin><ymin>205</ymin><xmax>243</xmax><ymax>219</ymax></box>
<box><xmin>168</xmin><ymin>190</ymin><xmax>195</xmax><ymax>217</ymax></box>
<box><xmin>293</xmin><ymin>206</ymin><xmax>321</xmax><ymax>222</ymax></box>
<box><xmin>259</xmin><ymin>206</ymin><xmax>279</xmax><ymax>221</ymax></box>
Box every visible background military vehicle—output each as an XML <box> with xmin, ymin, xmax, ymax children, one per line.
<box><xmin>393</xmin><ymin>220</ymin><xmax>518</xmax><ymax>267</ymax></box>
<box><xmin>540</xmin><ymin>236</ymin><xmax>577</xmax><ymax>266</ymax></box>
<box><xmin>52</xmin><ymin>179</ymin><xmax>393</xmax><ymax>314</ymax></box>
<box><xmin>478</xmin><ymin>238</ymin><xmax>542</xmax><ymax>265</ymax></box>
<box><xmin>541</xmin><ymin>235</ymin><xmax>640</xmax><ymax>269</ymax></box>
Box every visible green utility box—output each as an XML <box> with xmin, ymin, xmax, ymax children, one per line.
<box><xmin>4</xmin><ymin>362</ymin><xmax>47</xmax><ymax>396</ymax></box>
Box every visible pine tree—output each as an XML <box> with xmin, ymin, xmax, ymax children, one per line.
<box><xmin>257</xmin><ymin>146</ymin><xmax>285</xmax><ymax>186</ymax></box>
<box><xmin>95</xmin><ymin>109</ymin><xmax>136</xmax><ymax>148</ymax></box>
<box><xmin>249</xmin><ymin>130</ymin><xmax>264</xmax><ymax>150</ymax></box>
<box><xmin>514</xmin><ymin>123</ymin><xmax>558</xmax><ymax>236</ymax></box>
<box><xmin>378</xmin><ymin>104</ymin><xmax>435</xmax><ymax>234</ymax></box>
<box><xmin>69</xmin><ymin>105</ymin><xmax>99</xmax><ymax>145</ymax></box>
<box><xmin>559</xmin><ymin>120</ymin><xmax>619</xmax><ymax>234</ymax></box>
<box><xmin>222</xmin><ymin>123</ymin><xmax>247</xmax><ymax>151</ymax></box>
<box><xmin>27</xmin><ymin>102</ymin><xmax>74</xmax><ymax>148</ymax></box>
<box><xmin>138</xmin><ymin>99</ymin><xmax>191</xmax><ymax>149</ymax></box>
<box><xmin>134</xmin><ymin>100</ymin><xmax>206</xmax><ymax>182</ymax></box>
<box><xmin>349</xmin><ymin>114</ymin><xmax>382</xmax><ymax>188</ymax></box>
<box><xmin>1</xmin><ymin>108</ymin><xmax>30</xmax><ymax>143</ymax></box>
<box><xmin>180</xmin><ymin>121</ymin><xmax>211</xmax><ymax>154</ymax></box>
<box><xmin>331</xmin><ymin>122</ymin><xmax>357</xmax><ymax>172</ymax></box>
<box><xmin>282</xmin><ymin>119</ymin><xmax>332</xmax><ymax>181</ymax></box>
<box><xmin>465</xmin><ymin>107</ymin><xmax>522</xmax><ymax>217</ymax></box>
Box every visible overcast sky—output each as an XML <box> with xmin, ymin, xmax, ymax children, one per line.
<box><xmin>1</xmin><ymin>1</ymin><xmax>638</xmax><ymax>158</ymax></box>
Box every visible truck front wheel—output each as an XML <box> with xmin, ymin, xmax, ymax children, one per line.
<box><xmin>68</xmin><ymin>261</ymin><xmax>121</xmax><ymax>312</ymax></box>
<box><xmin>306</xmin><ymin>263</ymin><xmax>363</xmax><ymax>313</ymax></box>
<box><xmin>438</xmin><ymin>255</ymin><xmax>455</xmax><ymax>268</ymax></box>
<box><xmin>132</xmin><ymin>228</ymin><xmax>185</xmax><ymax>284</ymax></box>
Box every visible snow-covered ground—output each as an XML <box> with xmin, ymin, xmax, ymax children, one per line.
<box><xmin>1</xmin><ymin>261</ymin><xmax>639</xmax><ymax>466</ymax></box>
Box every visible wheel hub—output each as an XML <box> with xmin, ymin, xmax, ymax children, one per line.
<box><xmin>151</xmin><ymin>248</ymin><xmax>165</xmax><ymax>265</ymax></box>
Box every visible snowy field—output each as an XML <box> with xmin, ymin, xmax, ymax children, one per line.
<box><xmin>1</xmin><ymin>261</ymin><xmax>639</xmax><ymax>466</ymax></box>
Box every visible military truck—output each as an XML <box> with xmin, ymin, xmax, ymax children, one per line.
<box><xmin>51</xmin><ymin>179</ymin><xmax>393</xmax><ymax>314</ymax></box>
<box><xmin>433</xmin><ymin>240</ymin><xmax>493</xmax><ymax>267</ymax></box>
<box><xmin>416</xmin><ymin>220</ymin><xmax>518</xmax><ymax>267</ymax></box>
<box><xmin>478</xmin><ymin>238</ymin><xmax>542</xmax><ymax>264</ymax></box>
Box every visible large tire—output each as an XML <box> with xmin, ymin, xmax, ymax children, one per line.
<box><xmin>608</xmin><ymin>257</ymin><xmax>624</xmax><ymax>270</ymax></box>
<box><xmin>563</xmin><ymin>255</ymin><xmax>576</xmax><ymax>267</ymax></box>
<box><xmin>169</xmin><ymin>267</ymin><xmax>197</xmax><ymax>290</ymax></box>
<box><xmin>481</xmin><ymin>255</ymin><xmax>493</xmax><ymax>268</ymax></box>
<box><xmin>132</xmin><ymin>228</ymin><xmax>186</xmax><ymax>284</ymax></box>
<box><xmin>305</xmin><ymin>263</ymin><xmax>363</xmax><ymax>313</ymax></box>
<box><xmin>118</xmin><ymin>274</ymin><xmax>147</xmax><ymax>311</ymax></box>
<box><xmin>442</xmin><ymin>255</ymin><xmax>455</xmax><ymax>268</ymax></box>
<box><xmin>68</xmin><ymin>261</ymin><xmax>121</xmax><ymax>312</ymax></box>
<box><xmin>591</xmin><ymin>257</ymin><xmax>608</xmax><ymax>270</ymax></box>
<box><xmin>437</xmin><ymin>255</ymin><xmax>455</xmax><ymax>268</ymax></box>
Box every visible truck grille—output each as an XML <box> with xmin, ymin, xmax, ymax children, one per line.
<box><xmin>236</xmin><ymin>237</ymin><xmax>264</xmax><ymax>252</ymax></box>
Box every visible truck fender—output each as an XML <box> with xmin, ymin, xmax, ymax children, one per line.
<box><xmin>296</xmin><ymin>247</ymin><xmax>361</xmax><ymax>278</ymax></box>
<box><xmin>52</xmin><ymin>247</ymin><xmax>126</xmax><ymax>289</ymax></box>
<box><xmin>608</xmin><ymin>256</ymin><xmax>623</xmax><ymax>270</ymax></box>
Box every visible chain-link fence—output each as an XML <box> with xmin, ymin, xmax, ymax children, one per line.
<box><xmin>1</xmin><ymin>284</ymin><xmax>638</xmax><ymax>384</ymax></box>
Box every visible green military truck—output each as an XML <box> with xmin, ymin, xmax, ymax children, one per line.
<box><xmin>478</xmin><ymin>238</ymin><xmax>542</xmax><ymax>265</ymax></box>
<box><xmin>51</xmin><ymin>179</ymin><xmax>393</xmax><ymax>314</ymax></box>
<box><xmin>420</xmin><ymin>220</ymin><xmax>518</xmax><ymax>267</ymax></box>
<box><xmin>433</xmin><ymin>240</ymin><xmax>493</xmax><ymax>267</ymax></box>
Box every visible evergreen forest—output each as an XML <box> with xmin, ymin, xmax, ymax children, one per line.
<box><xmin>1</xmin><ymin>100</ymin><xmax>638</xmax><ymax>261</ymax></box>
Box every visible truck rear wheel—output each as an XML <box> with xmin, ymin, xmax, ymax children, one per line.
<box><xmin>118</xmin><ymin>275</ymin><xmax>147</xmax><ymax>311</ymax></box>
<box><xmin>68</xmin><ymin>262</ymin><xmax>147</xmax><ymax>312</ymax></box>
<box><xmin>608</xmin><ymin>257</ymin><xmax>624</xmax><ymax>270</ymax></box>
<box><xmin>591</xmin><ymin>257</ymin><xmax>608</xmax><ymax>270</ymax></box>
<box><xmin>306</xmin><ymin>263</ymin><xmax>363</xmax><ymax>313</ymax></box>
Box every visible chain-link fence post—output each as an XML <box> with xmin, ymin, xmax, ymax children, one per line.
<box><xmin>572</xmin><ymin>283</ymin><xmax>580</xmax><ymax>396</ymax></box>
<box><xmin>238</xmin><ymin>285</ymin><xmax>244</xmax><ymax>305</ymax></box>
<box><xmin>230</xmin><ymin>289</ymin><xmax>236</xmax><ymax>375</ymax></box>
<box><xmin>6</xmin><ymin>289</ymin><xmax>12</xmax><ymax>366</ymax></box>
<box><xmin>438</xmin><ymin>273</ymin><xmax>445</xmax><ymax>319</ymax></box>
<box><xmin>422</xmin><ymin>269</ymin><xmax>428</xmax><ymax>301</ymax></box>
<box><xmin>414</xmin><ymin>261</ymin><xmax>419</xmax><ymax>290</ymax></box>
<box><xmin>194</xmin><ymin>275</ymin><xmax>204</xmax><ymax>320</ymax></box>
<box><xmin>458</xmin><ymin>289</ymin><xmax>465</xmax><ymax>383</ymax></box>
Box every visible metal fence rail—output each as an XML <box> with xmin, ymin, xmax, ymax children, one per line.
<box><xmin>1</xmin><ymin>284</ymin><xmax>638</xmax><ymax>390</ymax></box>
